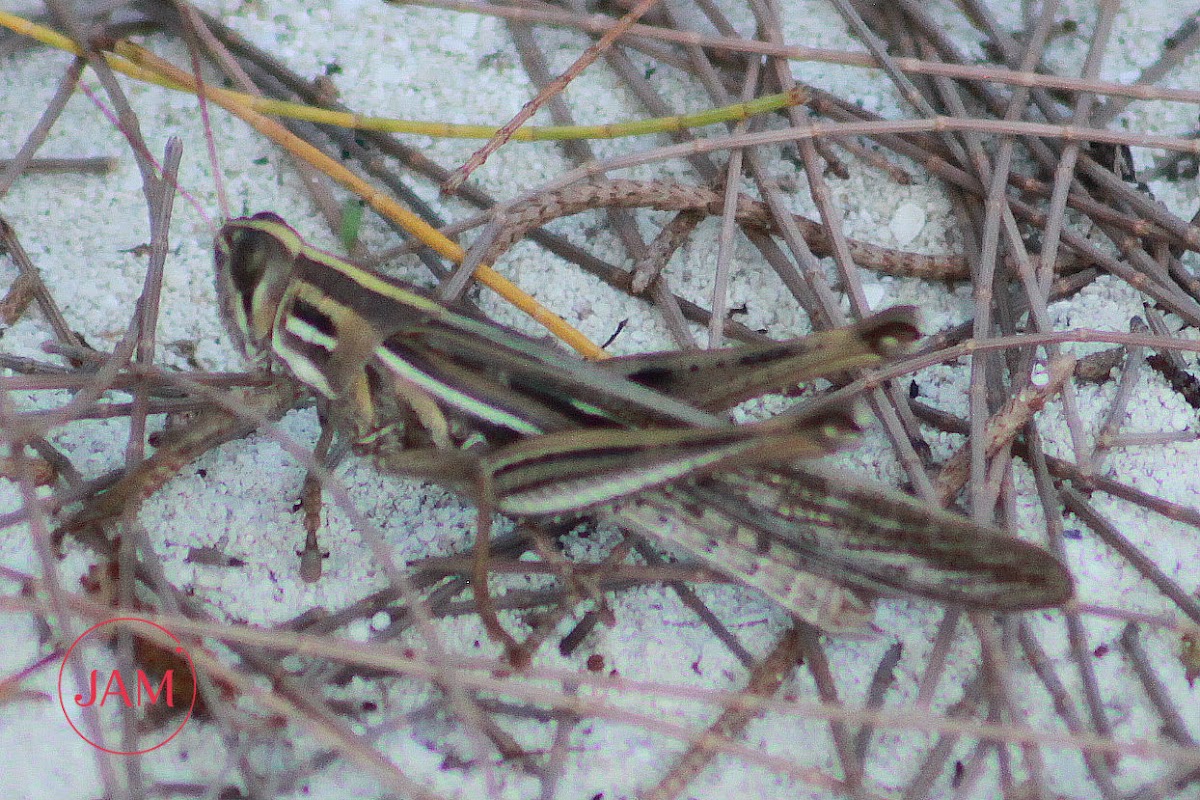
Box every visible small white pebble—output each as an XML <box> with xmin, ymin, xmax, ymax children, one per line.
<box><xmin>370</xmin><ymin>611</ymin><xmax>392</xmax><ymax>631</ymax></box>
<box><xmin>889</xmin><ymin>202</ymin><xmax>926</xmax><ymax>247</ymax></box>
<box><xmin>440</xmin><ymin>16</ymin><xmax>478</xmax><ymax>54</ymax></box>
<box><xmin>861</xmin><ymin>282</ymin><xmax>887</xmax><ymax>310</ymax></box>
<box><xmin>347</xmin><ymin>618</ymin><xmax>372</xmax><ymax>643</ymax></box>
<box><xmin>1030</xmin><ymin>363</ymin><xmax>1050</xmax><ymax>387</ymax></box>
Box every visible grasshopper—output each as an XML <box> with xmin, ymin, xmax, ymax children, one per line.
<box><xmin>213</xmin><ymin>212</ymin><xmax>1072</xmax><ymax>632</ymax></box>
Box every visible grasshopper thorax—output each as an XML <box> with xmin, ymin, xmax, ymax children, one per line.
<box><xmin>213</xmin><ymin>212</ymin><xmax>304</xmax><ymax>361</ymax></box>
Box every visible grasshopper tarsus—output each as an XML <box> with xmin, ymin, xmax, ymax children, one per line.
<box><xmin>297</xmin><ymin>533</ymin><xmax>329</xmax><ymax>584</ymax></box>
<box><xmin>296</xmin><ymin>468</ymin><xmax>331</xmax><ymax>582</ymax></box>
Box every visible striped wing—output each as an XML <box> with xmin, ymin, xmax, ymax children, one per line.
<box><xmin>676</xmin><ymin>465</ymin><xmax>1073</xmax><ymax>611</ymax></box>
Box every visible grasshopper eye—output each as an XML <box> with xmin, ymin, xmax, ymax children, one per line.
<box><xmin>225</xmin><ymin>235</ymin><xmax>258</xmax><ymax>299</ymax></box>
<box><xmin>217</xmin><ymin>227</ymin><xmax>270</xmax><ymax>304</ymax></box>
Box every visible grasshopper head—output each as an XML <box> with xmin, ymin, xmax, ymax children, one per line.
<box><xmin>214</xmin><ymin>212</ymin><xmax>303</xmax><ymax>361</ymax></box>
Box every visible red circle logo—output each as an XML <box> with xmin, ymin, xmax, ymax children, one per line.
<box><xmin>58</xmin><ymin>617</ymin><xmax>197</xmax><ymax>755</ymax></box>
